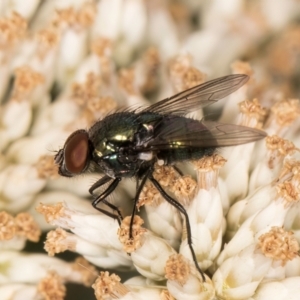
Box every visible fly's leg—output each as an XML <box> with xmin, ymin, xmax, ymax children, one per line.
<box><xmin>149</xmin><ymin>175</ymin><xmax>206</xmax><ymax>282</ymax></box>
<box><xmin>89</xmin><ymin>175</ymin><xmax>112</xmax><ymax>194</ymax></box>
<box><xmin>128</xmin><ymin>168</ymin><xmax>152</xmax><ymax>239</ymax></box>
<box><xmin>90</xmin><ymin>176</ymin><xmax>123</xmax><ymax>225</ymax></box>
<box><xmin>173</xmin><ymin>165</ymin><xmax>183</xmax><ymax>176</ymax></box>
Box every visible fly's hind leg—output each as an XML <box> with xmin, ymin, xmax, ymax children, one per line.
<box><xmin>90</xmin><ymin>176</ymin><xmax>123</xmax><ymax>225</ymax></box>
<box><xmin>149</xmin><ymin>174</ymin><xmax>206</xmax><ymax>282</ymax></box>
<box><xmin>128</xmin><ymin>168</ymin><xmax>152</xmax><ymax>239</ymax></box>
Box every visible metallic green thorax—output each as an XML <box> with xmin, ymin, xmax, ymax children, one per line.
<box><xmin>88</xmin><ymin>111</ymin><xmax>215</xmax><ymax>178</ymax></box>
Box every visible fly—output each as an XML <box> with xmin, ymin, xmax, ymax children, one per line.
<box><xmin>55</xmin><ymin>74</ymin><xmax>266</xmax><ymax>281</ymax></box>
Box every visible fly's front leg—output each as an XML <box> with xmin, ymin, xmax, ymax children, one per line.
<box><xmin>90</xmin><ymin>176</ymin><xmax>123</xmax><ymax>225</ymax></box>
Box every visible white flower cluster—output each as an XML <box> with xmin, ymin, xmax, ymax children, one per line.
<box><xmin>1</xmin><ymin>0</ymin><xmax>300</xmax><ymax>299</ymax></box>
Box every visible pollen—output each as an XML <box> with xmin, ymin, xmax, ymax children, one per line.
<box><xmin>15</xmin><ymin>212</ymin><xmax>41</xmax><ymax>242</ymax></box>
<box><xmin>36</xmin><ymin>27</ymin><xmax>60</xmax><ymax>58</ymax></box>
<box><xmin>278</xmin><ymin>159</ymin><xmax>300</xmax><ymax>182</ymax></box>
<box><xmin>169</xmin><ymin>54</ymin><xmax>192</xmax><ymax>77</ymax></box>
<box><xmin>12</xmin><ymin>66</ymin><xmax>45</xmax><ymax>101</ymax></box>
<box><xmin>37</xmin><ymin>271</ymin><xmax>66</xmax><ymax>300</ymax></box>
<box><xmin>86</xmin><ymin>96</ymin><xmax>117</xmax><ymax>118</ymax></box>
<box><xmin>36</xmin><ymin>202</ymin><xmax>66</xmax><ymax>224</ymax></box>
<box><xmin>0</xmin><ymin>211</ymin><xmax>15</xmax><ymax>240</ymax></box>
<box><xmin>231</xmin><ymin>61</ymin><xmax>254</xmax><ymax>78</ymax></box>
<box><xmin>153</xmin><ymin>164</ymin><xmax>179</xmax><ymax>187</ymax></box>
<box><xmin>265</xmin><ymin>25</ymin><xmax>300</xmax><ymax>77</ymax></box>
<box><xmin>91</xmin><ymin>38</ymin><xmax>113</xmax><ymax>84</ymax></box>
<box><xmin>172</xmin><ymin>175</ymin><xmax>197</xmax><ymax>205</ymax></box>
<box><xmin>181</xmin><ymin>67</ymin><xmax>206</xmax><ymax>91</ymax></box>
<box><xmin>258</xmin><ymin>227</ymin><xmax>299</xmax><ymax>264</ymax></box>
<box><xmin>35</xmin><ymin>155</ymin><xmax>59</xmax><ymax>179</ymax></box>
<box><xmin>92</xmin><ymin>271</ymin><xmax>129</xmax><ymax>300</ymax></box>
<box><xmin>275</xmin><ymin>180</ymin><xmax>300</xmax><ymax>205</ymax></box>
<box><xmin>194</xmin><ymin>154</ymin><xmax>227</xmax><ymax>172</ymax></box>
<box><xmin>72</xmin><ymin>257</ymin><xmax>98</xmax><ymax>286</ymax></box>
<box><xmin>118</xmin><ymin>67</ymin><xmax>137</xmax><ymax>95</ymax></box>
<box><xmin>140</xmin><ymin>47</ymin><xmax>160</xmax><ymax>93</ymax></box>
<box><xmin>265</xmin><ymin>136</ymin><xmax>297</xmax><ymax>169</ymax></box>
<box><xmin>53</xmin><ymin>3</ymin><xmax>96</xmax><ymax>28</ymax></box>
<box><xmin>91</xmin><ymin>38</ymin><xmax>113</xmax><ymax>58</ymax></box>
<box><xmin>193</xmin><ymin>154</ymin><xmax>227</xmax><ymax>189</ymax></box>
<box><xmin>266</xmin><ymin>135</ymin><xmax>297</xmax><ymax>155</ymax></box>
<box><xmin>76</xmin><ymin>2</ymin><xmax>97</xmax><ymax>27</ymax></box>
<box><xmin>165</xmin><ymin>254</ymin><xmax>190</xmax><ymax>285</ymax></box>
<box><xmin>138</xmin><ymin>181</ymin><xmax>163</xmax><ymax>209</ymax></box>
<box><xmin>239</xmin><ymin>98</ymin><xmax>267</xmax><ymax>128</ymax></box>
<box><xmin>44</xmin><ymin>228</ymin><xmax>71</xmax><ymax>256</ymax></box>
<box><xmin>118</xmin><ymin>215</ymin><xmax>147</xmax><ymax>253</ymax></box>
<box><xmin>270</xmin><ymin>99</ymin><xmax>300</xmax><ymax>127</ymax></box>
<box><xmin>72</xmin><ymin>72</ymin><xmax>101</xmax><ymax>106</ymax></box>
<box><xmin>169</xmin><ymin>54</ymin><xmax>206</xmax><ymax>92</ymax></box>
<box><xmin>0</xmin><ymin>12</ymin><xmax>27</xmax><ymax>47</ymax></box>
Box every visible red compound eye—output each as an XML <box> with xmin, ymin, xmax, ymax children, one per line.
<box><xmin>64</xmin><ymin>130</ymin><xmax>89</xmax><ymax>174</ymax></box>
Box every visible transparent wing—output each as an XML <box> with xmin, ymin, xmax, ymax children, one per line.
<box><xmin>143</xmin><ymin>74</ymin><xmax>249</xmax><ymax>116</ymax></box>
<box><xmin>142</xmin><ymin>117</ymin><xmax>266</xmax><ymax>150</ymax></box>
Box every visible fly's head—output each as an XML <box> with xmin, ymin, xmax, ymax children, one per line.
<box><xmin>55</xmin><ymin>130</ymin><xmax>91</xmax><ymax>177</ymax></box>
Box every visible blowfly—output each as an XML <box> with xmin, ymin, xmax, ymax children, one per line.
<box><xmin>55</xmin><ymin>74</ymin><xmax>266</xmax><ymax>281</ymax></box>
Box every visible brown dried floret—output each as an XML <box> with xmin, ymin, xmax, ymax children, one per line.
<box><xmin>91</xmin><ymin>38</ymin><xmax>113</xmax><ymax>84</ymax></box>
<box><xmin>140</xmin><ymin>47</ymin><xmax>160</xmax><ymax>93</ymax></box>
<box><xmin>37</xmin><ymin>271</ymin><xmax>66</xmax><ymax>300</ymax></box>
<box><xmin>181</xmin><ymin>67</ymin><xmax>206</xmax><ymax>91</ymax></box>
<box><xmin>86</xmin><ymin>96</ymin><xmax>117</xmax><ymax>117</ymax></box>
<box><xmin>0</xmin><ymin>211</ymin><xmax>15</xmax><ymax>240</ymax></box>
<box><xmin>266</xmin><ymin>25</ymin><xmax>300</xmax><ymax>77</ymax></box>
<box><xmin>53</xmin><ymin>3</ymin><xmax>96</xmax><ymax>28</ymax></box>
<box><xmin>92</xmin><ymin>271</ymin><xmax>129</xmax><ymax>300</ymax></box>
<box><xmin>36</xmin><ymin>202</ymin><xmax>66</xmax><ymax>224</ymax></box>
<box><xmin>71</xmin><ymin>72</ymin><xmax>101</xmax><ymax>107</ymax></box>
<box><xmin>165</xmin><ymin>254</ymin><xmax>190</xmax><ymax>285</ymax></box>
<box><xmin>193</xmin><ymin>154</ymin><xmax>226</xmax><ymax>189</ymax></box>
<box><xmin>118</xmin><ymin>215</ymin><xmax>146</xmax><ymax>253</ymax></box>
<box><xmin>15</xmin><ymin>212</ymin><xmax>41</xmax><ymax>242</ymax></box>
<box><xmin>266</xmin><ymin>136</ymin><xmax>297</xmax><ymax>156</ymax></box>
<box><xmin>91</xmin><ymin>38</ymin><xmax>113</xmax><ymax>58</ymax></box>
<box><xmin>231</xmin><ymin>61</ymin><xmax>254</xmax><ymax>79</ymax></box>
<box><xmin>44</xmin><ymin>228</ymin><xmax>70</xmax><ymax>256</ymax></box>
<box><xmin>277</xmin><ymin>159</ymin><xmax>300</xmax><ymax>182</ymax></box>
<box><xmin>276</xmin><ymin>181</ymin><xmax>300</xmax><ymax>204</ymax></box>
<box><xmin>35</xmin><ymin>155</ymin><xmax>59</xmax><ymax>179</ymax></box>
<box><xmin>171</xmin><ymin>175</ymin><xmax>197</xmax><ymax>205</ymax></box>
<box><xmin>0</xmin><ymin>12</ymin><xmax>27</xmax><ymax>48</ymax></box>
<box><xmin>275</xmin><ymin>181</ymin><xmax>300</xmax><ymax>205</ymax></box>
<box><xmin>258</xmin><ymin>227</ymin><xmax>299</xmax><ymax>264</ymax></box>
<box><xmin>118</xmin><ymin>67</ymin><xmax>137</xmax><ymax>95</ymax></box>
<box><xmin>270</xmin><ymin>99</ymin><xmax>300</xmax><ymax>128</ymax></box>
<box><xmin>266</xmin><ymin>136</ymin><xmax>298</xmax><ymax>169</ymax></box>
<box><xmin>37</xmin><ymin>28</ymin><xmax>59</xmax><ymax>49</ymax></box>
<box><xmin>138</xmin><ymin>181</ymin><xmax>164</xmax><ymax>209</ymax></box>
<box><xmin>194</xmin><ymin>154</ymin><xmax>227</xmax><ymax>172</ymax></box>
<box><xmin>168</xmin><ymin>54</ymin><xmax>192</xmax><ymax>77</ymax></box>
<box><xmin>11</xmin><ymin>66</ymin><xmax>44</xmax><ymax>101</ymax></box>
<box><xmin>153</xmin><ymin>164</ymin><xmax>179</xmax><ymax>188</ymax></box>
<box><xmin>238</xmin><ymin>98</ymin><xmax>267</xmax><ymax>128</ymax></box>
<box><xmin>168</xmin><ymin>54</ymin><xmax>206</xmax><ymax>93</ymax></box>
<box><xmin>76</xmin><ymin>2</ymin><xmax>97</xmax><ymax>27</ymax></box>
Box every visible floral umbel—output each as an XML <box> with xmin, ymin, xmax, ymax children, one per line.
<box><xmin>1</xmin><ymin>1</ymin><xmax>300</xmax><ymax>299</ymax></box>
